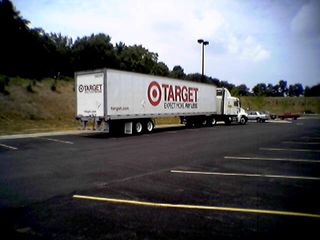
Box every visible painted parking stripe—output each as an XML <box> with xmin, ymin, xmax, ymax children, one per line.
<box><xmin>260</xmin><ymin>147</ymin><xmax>320</xmax><ymax>153</ymax></box>
<box><xmin>0</xmin><ymin>143</ymin><xmax>18</xmax><ymax>150</ymax></box>
<box><xmin>41</xmin><ymin>138</ymin><xmax>74</xmax><ymax>144</ymax></box>
<box><xmin>224</xmin><ymin>156</ymin><xmax>320</xmax><ymax>163</ymax></box>
<box><xmin>267</xmin><ymin>120</ymin><xmax>291</xmax><ymax>123</ymax></box>
<box><xmin>282</xmin><ymin>141</ymin><xmax>320</xmax><ymax>145</ymax></box>
<box><xmin>73</xmin><ymin>194</ymin><xmax>320</xmax><ymax>219</ymax></box>
<box><xmin>170</xmin><ymin>170</ymin><xmax>320</xmax><ymax>181</ymax></box>
<box><xmin>301</xmin><ymin>137</ymin><xmax>320</xmax><ymax>140</ymax></box>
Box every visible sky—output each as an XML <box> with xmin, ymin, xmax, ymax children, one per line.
<box><xmin>13</xmin><ymin>0</ymin><xmax>320</xmax><ymax>89</ymax></box>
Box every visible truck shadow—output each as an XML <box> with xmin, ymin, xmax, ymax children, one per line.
<box><xmin>79</xmin><ymin>122</ymin><xmax>248</xmax><ymax>139</ymax></box>
<box><xmin>81</xmin><ymin>125</ymin><xmax>187</xmax><ymax>139</ymax></box>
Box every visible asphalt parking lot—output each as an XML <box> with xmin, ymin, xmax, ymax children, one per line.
<box><xmin>0</xmin><ymin>119</ymin><xmax>320</xmax><ymax>239</ymax></box>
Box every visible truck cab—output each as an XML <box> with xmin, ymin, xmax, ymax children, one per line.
<box><xmin>216</xmin><ymin>88</ymin><xmax>248</xmax><ymax>124</ymax></box>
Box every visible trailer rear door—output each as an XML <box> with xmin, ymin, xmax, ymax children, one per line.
<box><xmin>76</xmin><ymin>71</ymin><xmax>105</xmax><ymax>117</ymax></box>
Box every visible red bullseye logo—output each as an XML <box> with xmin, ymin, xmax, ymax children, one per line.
<box><xmin>147</xmin><ymin>81</ymin><xmax>162</xmax><ymax>106</ymax></box>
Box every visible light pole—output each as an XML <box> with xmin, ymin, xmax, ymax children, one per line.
<box><xmin>197</xmin><ymin>39</ymin><xmax>209</xmax><ymax>80</ymax></box>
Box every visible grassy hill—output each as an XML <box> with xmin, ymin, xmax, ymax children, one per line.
<box><xmin>0</xmin><ymin>77</ymin><xmax>77</xmax><ymax>135</ymax></box>
<box><xmin>0</xmin><ymin>76</ymin><xmax>319</xmax><ymax>135</ymax></box>
<box><xmin>240</xmin><ymin>96</ymin><xmax>320</xmax><ymax>114</ymax></box>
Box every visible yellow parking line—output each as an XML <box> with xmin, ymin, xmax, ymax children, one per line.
<box><xmin>73</xmin><ymin>195</ymin><xmax>320</xmax><ymax>218</ymax></box>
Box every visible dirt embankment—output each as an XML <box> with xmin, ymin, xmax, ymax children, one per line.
<box><xmin>0</xmin><ymin>77</ymin><xmax>77</xmax><ymax>135</ymax></box>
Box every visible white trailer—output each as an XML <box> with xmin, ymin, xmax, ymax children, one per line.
<box><xmin>75</xmin><ymin>69</ymin><xmax>247</xmax><ymax>134</ymax></box>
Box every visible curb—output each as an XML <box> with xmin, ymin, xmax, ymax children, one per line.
<box><xmin>0</xmin><ymin>130</ymin><xmax>84</xmax><ymax>140</ymax></box>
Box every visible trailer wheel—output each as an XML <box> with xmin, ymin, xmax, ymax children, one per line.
<box><xmin>185</xmin><ymin>118</ymin><xmax>194</xmax><ymax>128</ymax></box>
<box><xmin>211</xmin><ymin>118</ymin><xmax>217</xmax><ymax>126</ymax></box>
<box><xmin>134</xmin><ymin>121</ymin><xmax>143</xmax><ymax>134</ymax></box>
<box><xmin>185</xmin><ymin>121</ymin><xmax>193</xmax><ymax>128</ymax></box>
<box><xmin>146</xmin><ymin>120</ymin><xmax>154</xmax><ymax>133</ymax></box>
<box><xmin>201</xmin><ymin>119</ymin><xmax>208</xmax><ymax>127</ymax></box>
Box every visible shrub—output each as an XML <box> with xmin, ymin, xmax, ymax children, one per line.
<box><xmin>0</xmin><ymin>75</ymin><xmax>10</xmax><ymax>95</ymax></box>
<box><xmin>51</xmin><ymin>84</ymin><xmax>56</xmax><ymax>91</ymax></box>
<box><xmin>51</xmin><ymin>80</ymin><xmax>57</xmax><ymax>92</ymax></box>
<box><xmin>26</xmin><ymin>83</ymin><xmax>34</xmax><ymax>93</ymax></box>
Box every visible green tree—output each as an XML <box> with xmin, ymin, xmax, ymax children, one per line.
<box><xmin>0</xmin><ymin>0</ymin><xmax>29</xmax><ymax>76</ymax></box>
<box><xmin>304</xmin><ymin>84</ymin><xmax>320</xmax><ymax>96</ymax></box>
<box><xmin>252</xmin><ymin>83</ymin><xmax>267</xmax><ymax>96</ymax></box>
<box><xmin>266</xmin><ymin>83</ymin><xmax>274</xmax><ymax>96</ymax></box>
<box><xmin>152</xmin><ymin>62</ymin><xmax>169</xmax><ymax>76</ymax></box>
<box><xmin>278</xmin><ymin>80</ymin><xmax>288</xmax><ymax>96</ymax></box>
<box><xmin>219</xmin><ymin>80</ymin><xmax>235</xmax><ymax>92</ymax></box>
<box><xmin>48</xmin><ymin>32</ymin><xmax>73</xmax><ymax>76</ymax></box>
<box><xmin>116</xmin><ymin>44</ymin><xmax>158</xmax><ymax>74</ymax></box>
<box><xmin>209</xmin><ymin>77</ymin><xmax>220</xmax><ymax>86</ymax></box>
<box><xmin>288</xmin><ymin>83</ymin><xmax>303</xmax><ymax>97</ymax></box>
<box><xmin>72</xmin><ymin>33</ymin><xmax>116</xmax><ymax>71</ymax></box>
<box><xmin>232</xmin><ymin>84</ymin><xmax>249</xmax><ymax>96</ymax></box>
<box><xmin>169</xmin><ymin>65</ymin><xmax>185</xmax><ymax>79</ymax></box>
<box><xmin>0</xmin><ymin>0</ymin><xmax>60</xmax><ymax>78</ymax></box>
<box><xmin>185</xmin><ymin>73</ymin><xmax>203</xmax><ymax>82</ymax></box>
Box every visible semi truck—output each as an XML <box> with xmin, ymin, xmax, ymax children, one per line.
<box><xmin>75</xmin><ymin>68</ymin><xmax>248</xmax><ymax>134</ymax></box>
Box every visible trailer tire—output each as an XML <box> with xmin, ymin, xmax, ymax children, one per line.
<box><xmin>211</xmin><ymin>118</ymin><xmax>217</xmax><ymax>126</ymax></box>
<box><xmin>202</xmin><ymin>119</ymin><xmax>208</xmax><ymax>127</ymax></box>
<box><xmin>145</xmin><ymin>120</ymin><xmax>154</xmax><ymax>133</ymax></box>
<box><xmin>185</xmin><ymin>119</ymin><xmax>194</xmax><ymax>128</ymax></box>
<box><xmin>134</xmin><ymin>121</ymin><xmax>143</xmax><ymax>134</ymax></box>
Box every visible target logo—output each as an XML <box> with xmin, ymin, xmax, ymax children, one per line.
<box><xmin>147</xmin><ymin>81</ymin><xmax>162</xmax><ymax>106</ymax></box>
<box><xmin>78</xmin><ymin>84</ymin><xmax>84</xmax><ymax>92</ymax></box>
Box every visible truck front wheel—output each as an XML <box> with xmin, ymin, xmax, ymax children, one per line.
<box><xmin>239</xmin><ymin>116</ymin><xmax>247</xmax><ymax>125</ymax></box>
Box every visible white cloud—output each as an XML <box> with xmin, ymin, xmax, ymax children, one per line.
<box><xmin>242</xmin><ymin>36</ymin><xmax>271</xmax><ymax>62</ymax></box>
<box><xmin>222</xmin><ymin>30</ymin><xmax>238</xmax><ymax>54</ymax></box>
<box><xmin>222</xmin><ymin>33</ymin><xmax>270</xmax><ymax>62</ymax></box>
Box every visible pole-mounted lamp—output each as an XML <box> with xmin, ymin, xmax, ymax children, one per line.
<box><xmin>197</xmin><ymin>39</ymin><xmax>209</xmax><ymax>79</ymax></box>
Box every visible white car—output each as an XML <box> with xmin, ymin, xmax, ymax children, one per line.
<box><xmin>247</xmin><ymin>111</ymin><xmax>269</xmax><ymax>122</ymax></box>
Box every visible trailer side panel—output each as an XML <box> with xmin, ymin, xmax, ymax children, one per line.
<box><xmin>106</xmin><ymin>69</ymin><xmax>216</xmax><ymax>119</ymax></box>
